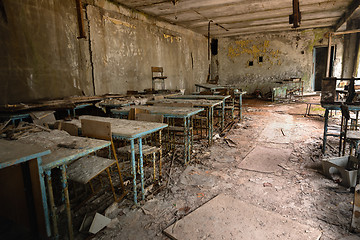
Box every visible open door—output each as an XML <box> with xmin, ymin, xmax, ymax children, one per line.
<box><xmin>313</xmin><ymin>46</ymin><xmax>335</xmax><ymax>91</ymax></box>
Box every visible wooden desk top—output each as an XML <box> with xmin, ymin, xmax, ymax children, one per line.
<box><xmin>0</xmin><ymin>139</ymin><xmax>51</xmax><ymax>169</ymax></box>
<box><xmin>111</xmin><ymin>106</ymin><xmax>204</xmax><ymax>118</ymax></box>
<box><xmin>79</xmin><ymin>115</ymin><xmax>168</xmax><ymax>139</ymax></box>
<box><xmin>17</xmin><ymin>130</ymin><xmax>110</xmax><ymax>170</ymax></box>
<box><xmin>147</xmin><ymin>99</ymin><xmax>222</xmax><ymax>108</ymax></box>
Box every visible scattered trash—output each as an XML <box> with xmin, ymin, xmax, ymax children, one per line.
<box><xmin>263</xmin><ymin>182</ymin><xmax>273</xmax><ymax>187</ymax></box>
<box><xmin>79</xmin><ymin>212</ymin><xmax>111</xmax><ymax>234</ymax></box>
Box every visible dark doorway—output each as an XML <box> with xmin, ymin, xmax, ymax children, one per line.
<box><xmin>313</xmin><ymin>46</ymin><xmax>335</xmax><ymax>91</ymax></box>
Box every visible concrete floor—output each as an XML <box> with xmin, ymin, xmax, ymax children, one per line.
<box><xmin>87</xmin><ymin>98</ymin><xmax>360</xmax><ymax>240</ymax></box>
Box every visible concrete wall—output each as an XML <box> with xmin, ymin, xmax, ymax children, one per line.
<box><xmin>216</xmin><ymin>28</ymin><xmax>344</xmax><ymax>94</ymax></box>
<box><xmin>0</xmin><ymin>0</ymin><xmax>208</xmax><ymax>105</ymax></box>
<box><xmin>0</xmin><ymin>0</ymin><xmax>93</xmax><ymax>105</ymax></box>
<box><xmin>87</xmin><ymin>1</ymin><xmax>208</xmax><ymax>95</ymax></box>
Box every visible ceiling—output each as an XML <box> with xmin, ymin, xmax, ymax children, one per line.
<box><xmin>113</xmin><ymin>0</ymin><xmax>359</xmax><ymax>38</ymax></box>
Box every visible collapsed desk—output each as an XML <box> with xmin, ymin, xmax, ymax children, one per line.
<box><xmin>111</xmin><ymin>106</ymin><xmax>204</xmax><ymax>164</ymax></box>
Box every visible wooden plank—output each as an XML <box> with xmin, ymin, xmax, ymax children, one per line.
<box><xmin>164</xmin><ymin>194</ymin><xmax>322</xmax><ymax>240</ymax></box>
<box><xmin>334</xmin><ymin>0</ymin><xmax>360</xmax><ymax>31</ymax></box>
<box><xmin>81</xmin><ymin>119</ymin><xmax>112</xmax><ymax>141</ymax></box>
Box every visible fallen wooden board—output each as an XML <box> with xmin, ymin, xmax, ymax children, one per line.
<box><xmin>239</xmin><ymin>146</ymin><xmax>292</xmax><ymax>173</ymax></box>
<box><xmin>164</xmin><ymin>194</ymin><xmax>321</xmax><ymax>240</ymax></box>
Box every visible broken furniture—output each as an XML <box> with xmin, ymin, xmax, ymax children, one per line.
<box><xmin>78</xmin><ymin>115</ymin><xmax>168</xmax><ymax>204</ymax></box>
<box><xmin>151</xmin><ymin>67</ymin><xmax>167</xmax><ymax>91</ymax></box>
<box><xmin>112</xmin><ymin>105</ymin><xmax>204</xmax><ymax>164</ymax></box>
<box><xmin>322</xmin><ymin>155</ymin><xmax>358</xmax><ymax>188</ymax></box>
<box><xmin>304</xmin><ymin>102</ymin><xmax>321</xmax><ymax>117</ymax></box>
<box><xmin>146</xmin><ymin>98</ymin><xmax>222</xmax><ymax>145</ymax></box>
<box><xmin>17</xmin><ymin>130</ymin><xmax>111</xmax><ymax>240</ymax></box>
<box><xmin>339</xmin><ymin>104</ymin><xmax>360</xmax><ymax>156</ymax></box>
<box><xmin>67</xmin><ymin>119</ymin><xmax>126</xmax><ymax>203</ymax></box>
<box><xmin>0</xmin><ymin>140</ymin><xmax>51</xmax><ymax>238</ymax></box>
<box><xmin>321</xmin><ymin>77</ymin><xmax>360</xmax><ymax>154</ymax></box>
<box><xmin>98</xmin><ymin>99</ymin><xmax>134</xmax><ymax>114</ymax></box>
<box><xmin>272</xmin><ymin>78</ymin><xmax>303</xmax><ymax>101</ymax></box>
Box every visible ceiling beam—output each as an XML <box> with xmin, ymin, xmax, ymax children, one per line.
<box><xmin>334</xmin><ymin>0</ymin><xmax>360</xmax><ymax>31</ymax></box>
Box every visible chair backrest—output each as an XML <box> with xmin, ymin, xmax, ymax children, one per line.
<box><xmin>135</xmin><ymin>113</ymin><xmax>164</xmax><ymax>123</ymax></box>
<box><xmin>128</xmin><ymin>108</ymin><xmax>150</xmax><ymax>120</ymax></box>
<box><xmin>81</xmin><ymin>119</ymin><xmax>112</xmax><ymax>141</ymax></box>
<box><xmin>151</xmin><ymin>67</ymin><xmax>164</xmax><ymax>78</ymax></box>
<box><xmin>56</xmin><ymin>121</ymin><xmax>79</xmax><ymax>136</ymax></box>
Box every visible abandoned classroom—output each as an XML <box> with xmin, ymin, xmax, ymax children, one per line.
<box><xmin>2</xmin><ymin>0</ymin><xmax>360</xmax><ymax>239</ymax></box>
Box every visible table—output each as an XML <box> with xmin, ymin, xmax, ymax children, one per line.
<box><xmin>0</xmin><ymin>140</ymin><xmax>51</xmax><ymax>237</ymax></box>
<box><xmin>147</xmin><ymin>99</ymin><xmax>222</xmax><ymax>145</ymax></box>
<box><xmin>111</xmin><ymin>106</ymin><xmax>204</xmax><ymax>164</ymax></box>
<box><xmin>165</xmin><ymin>95</ymin><xmax>230</xmax><ymax>128</ymax></box>
<box><xmin>79</xmin><ymin>115</ymin><xmax>168</xmax><ymax>204</ymax></box>
<box><xmin>18</xmin><ymin>130</ymin><xmax>111</xmax><ymax>240</ymax></box>
<box><xmin>322</xmin><ymin>104</ymin><xmax>360</xmax><ymax>154</ymax></box>
<box><xmin>195</xmin><ymin>83</ymin><xmax>235</xmax><ymax>92</ymax></box>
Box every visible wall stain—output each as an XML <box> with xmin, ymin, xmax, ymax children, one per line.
<box><xmin>228</xmin><ymin>40</ymin><xmax>281</xmax><ymax>65</ymax></box>
<box><xmin>103</xmin><ymin>15</ymin><xmax>136</xmax><ymax>29</ymax></box>
<box><xmin>163</xmin><ymin>33</ymin><xmax>181</xmax><ymax>43</ymax></box>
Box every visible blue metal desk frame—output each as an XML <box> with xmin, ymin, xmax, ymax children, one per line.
<box><xmin>0</xmin><ymin>141</ymin><xmax>51</xmax><ymax>237</ymax></box>
<box><xmin>147</xmin><ymin>99</ymin><xmax>222</xmax><ymax>145</ymax></box>
<box><xmin>79</xmin><ymin>116</ymin><xmax>168</xmax><ymax>205</ymax></box>
<box><xmin>166</xmin><ymin>95</ymin><xmax>229</xmax><ymax>129</ymax></box>
<box><xmin>111</xmin><ymin>106</ymin><xmax>204</xmax><ymax>164</ymax></box>
<box><xmin>42</xmin><ymin>141</ymin><xmax>111</xmax><ymax>240</ymax></box>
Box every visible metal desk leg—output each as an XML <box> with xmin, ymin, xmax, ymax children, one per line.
<box><xmin>37</xmin><ymin>161</ymin><xmax>51</xmax><ymax>237</ymax></box>
<box><xmin>45</xmin><ymin>170</ymin><xmax>58</xmax><ymax>238</ymax></box>
<box><xmin>159</xmin><ymin>130</ymin><xmax>162</xmax><ymax>179</ymax></box>
<box><xmin>222</xmin><ymin>100</ymin><xmax>225</xmax><ymax>129</ymax></box>
<box><xmin>184</xmin><ymin>118</ymin><xmax>188</xmax><ymax>164</ymax></box>
<box><xmin>130</xmin><ymin>140</ymin><xmax>137</xmax><ymax>204</ymax></box>
<box><xmin>239</xmin><ymin>94</ymin><xmax>243</xmax><ymax>120</ymax></box>
<box><xmin>187</xmin><ymin>117</ymin><xmax>191</xmax><ymax>163</ymax></box>
<box><xmin>322</xmin><ymin>109</ymin><xmax>330</xmax><ymax>154</ymax></box>
<box><xmin>60</xmin><ymin>165</ymin><xmax>73</xmax><ymax>240</ymax></box>
<box><xmin>210</xmin><ymin>107</ymin><xmax>214</xmax><ymax>144</ymax></box>
<box><xmin>207</xmin><ymin>108</ymin><xmax>211</xmax><ymax>146</ymax></box>
<box><xmin>138</xmin><ymin>138</ymin><xmax>145</xmax><ymax>200</ymax></box>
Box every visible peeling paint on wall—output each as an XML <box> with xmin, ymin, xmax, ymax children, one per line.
<box><xmin>228</xmin><ymin>40</ymin><xmax>281</xmax><ymax>66</ymax></box>
<box><xmin>103</xmin><ymin>15</ymin><xmax>136</xmax><ymax>29</ymax></box>
<box><xmin>163</xmin><ymin>33</ymin><xmax>181</xmax><ymax>43</ymax></box>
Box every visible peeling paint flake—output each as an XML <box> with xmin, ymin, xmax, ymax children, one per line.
<box><xmin>163</xmin><ymin>33</ymin><xmax>181</xmax><ymax>43</ymax></box>
<box><xmin>103</xmin><ymin>16</ymin><xmax>136</xmax><ymax>29</ymax></box>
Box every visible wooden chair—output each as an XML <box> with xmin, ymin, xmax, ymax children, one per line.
<box><xmin>339</xmin><ymin>104</ymin><xmax>360</xmax><ymax>156</ymax></box>
<box><xmin>117</xmin><ymin>111</ymin><xmax>164</xmax><ymax>182</ymax></box>
<box><xmin>151</xmin><ymin>67</ymin><xmax>167</xmax><ymax>91</ymax></box>
<box><xmin>67</xmin><ymin>119</ymin><xmax>126</xmax><ymax>202</ymax></box>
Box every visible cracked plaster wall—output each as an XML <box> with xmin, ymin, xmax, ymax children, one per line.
<box><xmin>0</xmin><ymin>0</ymin><xmax>208</xmax><ymax>105</ymax></box>
<box><xmin>216</xmin><ymin>29</ymin><xmax>344</xmax><ymax>94</ymax></box>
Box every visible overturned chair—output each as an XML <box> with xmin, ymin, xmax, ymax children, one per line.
<box><xmin>67</xmin><ymin>119</ymin><xmax>127</xmax><ymax>202</ymax></box>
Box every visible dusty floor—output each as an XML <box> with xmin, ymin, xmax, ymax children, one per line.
<box><xmin>81</xmin><ymin>97</ymin><xmax>360</xmax><ymax>240</ymax></box>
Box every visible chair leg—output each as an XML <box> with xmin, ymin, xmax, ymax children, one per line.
<box><xmin>152</xmin><ymin>152</ymin><xmax>156</xmax><ymax>182</ymax></box>
<box><xmin>106</xmin><ymin>168</ymin><xmax>117</xmax><ymax>201</ymax></box>
<box><xmin>159</xmin><ymin>130</ymin><xmax>162</xmax><ymax>179</ymax></box>
<box><xmin>111</xmin><ymin>140</ymin><xmax>126</xmax><ymax>193</ymax></box>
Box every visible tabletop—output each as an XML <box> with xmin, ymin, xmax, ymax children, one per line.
<box><xmin>167</xmin><ymin>95</ymin><xmax>230</xmax><ymax>100</ymax></box>
<box><xmin>111</xmin><ymin>106</ymin><xmax>204</xmax><ymax>118</ymax></box>
<box><xmin>0</xmin><ymin>139</ymin><xmax>51</xmax><ymax>169</ymax></box>
<box><xmin>147</xmin><ymin>99</ymin><xmax>222</xmax><ymax>108</ymax></box>
<box><xmin>79</xmin><ymin>115</ymin><xmax>168</xmax><ymax>139</ymax></box>
<box><xmin>17</xmin><ymin>130</ymin><xmax>110</xmax><ymax>170</ymax></box>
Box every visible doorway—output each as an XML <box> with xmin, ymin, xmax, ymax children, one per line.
<box><xmin>313</xmin><ymin>46</ymin><xmax>335</xmax><ymax>91</ymax></box>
